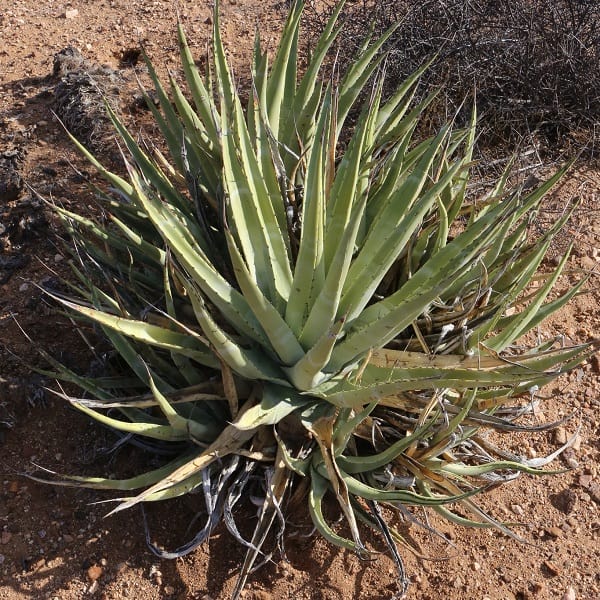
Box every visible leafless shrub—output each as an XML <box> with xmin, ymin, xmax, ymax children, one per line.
<box><xmin>53</xmin><ymin>47</ymin><xmax>123</xmax><ymax>153</ymax></box>
<box><xmin>304</xmin><ymin>0</ymin><xmax>600</xmax><ymax>156</ymax></box>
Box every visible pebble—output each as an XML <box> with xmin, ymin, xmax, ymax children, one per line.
<box><xmin>579</xmin><ymin>474</ymin><xmax>593</xmax><ymax>488</ymax></box>
<box><xmin>580</xmin><ymin>256</ymin><xmax>596</xmax><ymax>271</ymax></box>
<box><xmin>532</xmin><ymin>582</ymin><xmax>545</xmax><ymax>595</ymax></box>
<box><xmin>562</xmin><ymin>587</ymin><xmax>576</xmax><ymax>600</ymax></box>
<box><xmin>87</xmin><ymin>565</ymin><xmax>103</xmax><ymax>581</ymax></box>
<box><xmin>544</xmin><ymin>560</ymin><xmax>561</xmax><ymax>576</ymax></box>
<box><xmin>164</xmin><ymin>585</ymin><xmax>175</xmax><ymax>595</ymax></box>
<box><xmin>149</xmin><ymin>564</ymin><xmax>162</xmax><ymax>586</ymax></box>
<box><xmin>589</xmin><ymin>483</ymin><xmax>600</xmax><ymax>503</ymax></box>
<box><xmin>566</xmin><ymin>457</ymin><xmax>579</xmax><ymax>469</ymax></box>
<box><xmin>64</xmin><ymin>8</ymin><xmax>79</xmax><ymax>19</ymax></box>
<box><xmin>546</xmin><ymin>526</ymin><xmax>562</xmax><ymax>538</ymax></box>
<box><xmin>0</xmin><ymin>532</ymin><xmax>12</xmax><ymax>544</ymax></box>
<box><xmin>54</xmin><ymin>253</ymin><xmax>64</xmax><ymax>263</ymax></box>
<box><xmin>18</xmin><ymin>282</ymin><xmax>29</xmax><ymax>292</ymax></box>
<box><xmin>554</xmin><ymin>427</ymin><xmax>567</xmax><ymax>445</ymax></box>
<box><xmin>511</xmin><ymin>504</ymin><xmax>525</xmax><ymax>516</ymax></box>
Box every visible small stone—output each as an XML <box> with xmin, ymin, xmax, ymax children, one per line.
<box><xmin>532</xmin><ymin>582</ymin><xmax>545</xmax><ymax>595</ymax></box>
<box><xmin>578</xmin><ymin>474</ymin><xmax>593</xmax><ymax>488</ymax></box>
<box><xmin>580</xmin><ymin>256</ymin><xmax>596</xmax><ymax>271</ymax></box>
<box><xmin>62</xmin><ymin>534</ymin><xmax>74</xmax><ymax>543</ymax></box>
<box><xmin>511</xmin><ymin>504</ymin><xmax>525</xmax><ymax>516</ymax></box>
<box><xmin>149</xmin><ymin>564</ymin><xmax>163</xmax><ymax>586</ymax></box>
<box><xmin>87</xmin><ymin>565</ymin><xmax>103</xmax><ymax>581</ymax></box>
<box><xmin>562</xmin><ymin>586</ymin><xmax>576</xmax><ymax>600</ymax></box>
<box><xmin>544</xmin><ymin>560</ymin><xmax>561</xmax><ymax>576</ymax></box>
<box><xmin>554</xmin><ymin>427</ymin><xmax>567</xmax><ymax>445</ymax></box>
<box><xmin>589</xmin><ymin>482</ymin><xmax>600</xmax><ymax>504</ymax></box>
<box><xmin>64</xmin><ymin>8</ymin><xmax>79</xmax><ymax>19</ymax></box>
<box><xmin>0</xmin><ymin>532</ymin><xmax>11</xmax><ymax>544</ymax></box>
<box><xmin>18</xmin><ymin>282</ymin><xmax>29</xmax><ymax>292</ymax></box>
<box><xmin>54</xmin><ymin>254</ymin><xmax>64</xmax><ymax>263</ymax></box>
<box><xmin>164</xmin><ymin>585</ymin><xmax>175</xmax><ymax>595</ymax></box>
<box><xmin>472</xmin><ymin>561</ymin><xmax>481</xmax><ymax>571</ymax></box>
<box><xmin>566</xmin><ymin>457</ymin><xmax>579</xmax><ymax>469</ymax></box>
<box><xmin>546</xmin><ymin>526</ymin><xmax>562</xmax><ymax>538</ymax></box>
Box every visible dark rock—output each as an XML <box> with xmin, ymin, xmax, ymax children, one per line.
<box><xmin>0</xmin><ymin>196</ymin><xmax>47</xmax><ymax>246</ymax></box>
<box><xmin>0</xmin><ymin>254</ymin><xmax>30</xmax><ymax>284</ymax></box>
<box><xmin>0</xmin><ymin>149</ymin><xmax>25</xmax><ymax>202</ymax></box>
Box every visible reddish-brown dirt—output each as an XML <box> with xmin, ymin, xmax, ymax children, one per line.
<box><xmin>1</xmin><ymin>2</ymin><xmax>599</xmax><ymax>599</ymax></box>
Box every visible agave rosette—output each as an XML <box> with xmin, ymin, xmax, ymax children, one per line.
<box><xmin>38</xmin><ymin>0</ymin><xmax>592</xmax><ymax>595</ymax></box>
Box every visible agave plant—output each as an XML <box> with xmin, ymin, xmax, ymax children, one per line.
<box><xmin>36</xmin><ymin>0</ymin><xmax>593</xmax><ymax>597</ymax></box>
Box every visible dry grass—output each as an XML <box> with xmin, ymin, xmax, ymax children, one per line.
<box><xmin>305</xmin><ymin>0</ymin><xmax>600</xmax><ymax>156</ymax></box>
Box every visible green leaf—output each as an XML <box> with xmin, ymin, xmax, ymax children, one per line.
<box><xmin>286</xmin><ymin>317</ymin><xmax>345</xmax><ymax>390</ymax></box>
<box><xmin>264</xmin><ymin>0</ymin><xmax>303</xmax><ymax>138</ymax></box>
<box><xmin>182</xmin><ymin>277</ymin><xmax>288</xmax><ymax>384</ymax></box>
<box><xmin>317</xmin><ymin>346</ymin><xmax>588</xmax><ymax>409</ymax></box>
<box><xmin>339</xmin><ymin>126</ymin><xmax>456</xmax><ymax>322</ymax></box>
<box><xmin>49</xmin><ymin>293</ymin><xmax>217</xmax><ymax>367</ymax></box>
<box><xmin>308</xmin><ymin>468</ymin><xmax>359</xmax><ymax>553</ymax></box>
<box><xmin>285</xmin><ymin>87</ymin><xmax>332</xmax><ymax>335</ymax></box>
<box><xmin>225</xmin><ymin>229</ymin><xmax>303</xmax><ymax>365</ymax></box>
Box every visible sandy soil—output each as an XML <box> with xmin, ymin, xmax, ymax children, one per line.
<box><xmin>1</xmin><ymin>2</ymin><xmax>599</xmax><ymax>599</ymax></box>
